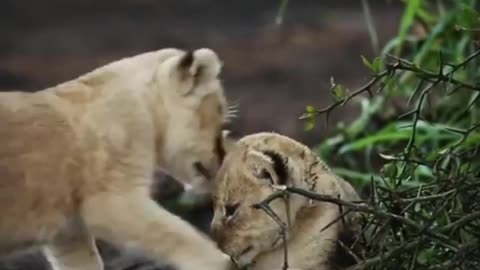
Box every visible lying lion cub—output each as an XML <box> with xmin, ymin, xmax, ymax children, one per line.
<box><xmin>211</xmin><ymin>132</ymin><xmax>364</xmax><ymax>270</ymax></box>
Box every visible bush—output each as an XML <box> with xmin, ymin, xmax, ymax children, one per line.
<box><xmin>299</xmin><ymin>1</ymin><xmax>480</xmax><ymax>269</ymax></box>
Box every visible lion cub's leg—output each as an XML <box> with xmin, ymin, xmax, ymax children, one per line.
<box><xmin>43</xmin><ymin>221</ymin><xmax>103</xmax><ymax>270</ymax></box>
<box><xmin>82</xmin><ymin>188</ymin><xmax>230</xmax><ymax>270</ymax></box>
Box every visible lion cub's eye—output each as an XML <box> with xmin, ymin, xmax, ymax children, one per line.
<box><xmin>225</xmin><ymin>203</ymin><xmax>240</xmax><ymax>218</ymax></box>
<box><xmin>258</xmin><ymin>168</ymin><xmax>272</xmax><ymax>181</ymax></box>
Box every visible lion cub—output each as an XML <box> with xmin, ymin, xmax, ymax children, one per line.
<box><xmin>211</xmin><ymin>132</ymin><xmax>363</xmax><ymax>270</ymax></box>
<box><xmin>0</xmin><ymin>48</ymin><xmax>233</xmax><ymax>270</ymax></box>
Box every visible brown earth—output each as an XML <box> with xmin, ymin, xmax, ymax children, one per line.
<box><xmin>0</xmin><ymin>1</ymin><xmax>403</xmax><ymax>269</ymax></box>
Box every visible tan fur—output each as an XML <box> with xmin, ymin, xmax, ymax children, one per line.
<box><xmin>0</xmin><ymin>48</ymin><xmax>234</xmax><ymax>270</ymax></box>
<box><xmin>211</xmin><ymin>132</ymin><xmax>362</xmax><ymax>270</ymax></box>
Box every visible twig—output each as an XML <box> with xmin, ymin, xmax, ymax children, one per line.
<box><xmin>301</xmin><ymin>50</ymin><xmax>480</xmax><ymax>121</ymax></box>
<box><xmin>337</xmin><ymin>239</ymin><xmax>362</xmax><ymax>264</ymax></box>
<box><xmin>345</xmin><ymin>239</ymin><xmax>421</xmax><ymax>270</ymax></box>
<box><xmin>396</xmin><ymin>189</ymin><xmax>456</xmax><ymax>203</ymax></box>
<box><xmin>253</xmin><ymin>200</ymin><xmax>289</xmax><ymax>270</ymax></box>
<box><xmin>299</xmin><ymin>71</ymin><xmax>389</xmax><ymax>120</ymax></box>
<box><xmin>320</xmin><ymin>208</ymin><xmax>353</xmax><ymax>232</ymax></box>
<box><xmin>404</xmin><ymin>83</ymin><xmax>436</xmax><ymax>159</ymax></box>
<box><xmin>441</xmin><ymin>211</ymin><xmax>480</xmax><ymax>232</ymax></box>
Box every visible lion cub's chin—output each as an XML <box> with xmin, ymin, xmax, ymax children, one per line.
<box><xmin>232</xmin><ymin>247</ymin><xmax>259</xmax><ymax>270</ymax></box>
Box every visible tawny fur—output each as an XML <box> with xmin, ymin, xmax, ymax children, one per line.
<box><xmin>211</xmin><ymin>132</ymin><xmax>362</xmax><ymax>270</ymax></box>
<box><xmin>0</xmin><ymin>48</ymin><xmax>234</xmax><ymax>270</ymax></box>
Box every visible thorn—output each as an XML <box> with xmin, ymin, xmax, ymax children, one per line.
<box><xmin>271</xmin><ymin>184</ymin><xmax>288</xmax><ymax>191</ymax></box>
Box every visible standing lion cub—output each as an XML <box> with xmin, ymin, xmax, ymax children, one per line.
<box><xmin>211</xmin><ymin>132</ymin><xmax>364</xmax><ymax>270</ymax></box>
<box><xmin>0</xmin><ymin>48</ymin><xmax>233</xmax><ymax>270</ymax></box>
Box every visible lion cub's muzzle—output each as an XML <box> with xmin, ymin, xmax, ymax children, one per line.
<box><xmin>211</xmin><ymin>226</ymin><xmax>257</xmax><ymax>269</ymax></box>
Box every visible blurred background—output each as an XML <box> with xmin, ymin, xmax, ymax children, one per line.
<box><xmin>0</xmin><ymin>1</ymin><xmax>405</xmax><ymax>269</ymax></box>
<box><xmin>0</xmin><ymin>0</ymin><xmax>403</xmax><ymax>144</ymax></box>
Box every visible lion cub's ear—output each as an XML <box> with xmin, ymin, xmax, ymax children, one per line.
<box><xmin>164</xmin><ymin>48</ymin><xmax>223</xmax><ymax>96</ymax></box>
<box><xmin>246</xmin><ymin>149</ymin><xmax>289</xmax><ymax>186</ymax></box>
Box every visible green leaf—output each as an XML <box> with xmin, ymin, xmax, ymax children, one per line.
<box><xmin>331</xmin><ymin>167</ymin><xmax>379</xmax><ymax>187</ymax></box>
<box><xmin>394</xmin><ymin>0</ymin><xmax>423</xmax><ymax>56</ymax></box>
<box><xmin>410</xmin><ymin>12</ymin><xmax>455</xmax><ymax>66</ymax></box>
<box><xmin>301</xmin><ymin>105</ymin><xmax>317</xmax><ymax>121</ymax></box>
<box><xmin>338</xmin><ymin>131</ymin><xmax>411</xmax><ymax>154</ymax></box>
<box><xmin>304</xmin><ymin>118</ymin><xmax>316</xmax><ymax>131</ymax></box>
<box><xmin>361</xmin><ymin>55</ymin><xmax>374</xmax><ymax>71</ymax></box>
<box><xmin>331</xmin><ymin>84</ymin><xmax>349</xmax><ymax>101</ymax></box>
<box><xmin>315</xmin><ymin>134</ymin><xmax>345</xmax><ymax>158</ymax></box>
<box><xmin>416</xmin><ymin>5</ymin><xmax>437</xmax><ymax>24</ymax></box>
<box><xmin>456</xmin><ymin>4</ymin><xmax>480</xmax><ymax>29</ymax></box>
<box><xmin>372</xmin><ymin>57</ymin><xmax>384</xmax><ymax>74</ymax></box>
<box><xmin>417</xmin><ymin>246</ymin><xmax>435</xmax><ymax>265</ymax></box>
<box><xmin>275</xmin><ymin>0</ymin><xmax>290</xmax><ymax>24</ymax></box>
<box><xmin>344</xmin><ymin>96</ymin><xmax>384</xmax><ymax>138</ymax></box>
<box><xmin>381</xmin><ymin>163</ymin><xmax>398</xmax><ymax>178</ymax></box>
<box><xmin>305</xmin><ymin>105</ymin><xmax>316</xmax><ymax>114</ymax></box>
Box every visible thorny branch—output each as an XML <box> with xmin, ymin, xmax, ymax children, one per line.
<box><xmin>300</xmin><ymin>49</ymin><xmax>480</xmax><ymax>121</ymax></box>
<box><xmin>260</xmin><ymin>186</ymin><xmax>459</xmax><ymax>249</ymax></box>
<box><xmin>254</xmin><ymin>181</ymin><xmax>479</xmax><ymax>269</ymax></box>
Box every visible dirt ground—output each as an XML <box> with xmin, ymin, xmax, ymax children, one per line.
<box><xmin>0</xmin><ymin>1</ymin><xmax>403</xmax><ymax>269</ymax></box>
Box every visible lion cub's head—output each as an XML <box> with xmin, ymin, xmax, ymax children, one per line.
<box><xmin>210</xmin><ymin>133</ymin><xmax>314</xmax><ymax>268</ymax></box>
<box><xmin>150</xmin><ymin>48</ymin><xmax>236</xmax><ymax>194</ymax></box>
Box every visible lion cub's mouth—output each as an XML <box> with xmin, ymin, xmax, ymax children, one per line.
<box><xmin>231</xmin><ymin>245</ymin><xmax>255</xmax><ymax>269</ymax></box>
<box><xmin>194</xmin><ymin>161</ymin><xmax>211</xmax><ymax>179</ymax></box>
<box><xmin>239</xmin><ymin>245</ymin><xmax>253</xmax><ymax>256</ymax></box>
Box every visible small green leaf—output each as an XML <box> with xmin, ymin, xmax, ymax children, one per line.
<box><xmin>417</xmin><ymin>246</ymin><xmax>435</xmax><ymax>265</ymax></box>
<box><xmin>381</xmin><ymin>163</ymin><xmax>398</xmax><ymax>178</ymax></box>
<box><xmin>331</xmin><ymin>84</ymin><xmax>349</xmax><ymax>101</ymax></box>
<box><xmin>372</xmin><ymin>57</ymin><xmax>384</xmax><ymax>74</ymax></box>
<box><xmin>305</xmin><ymin>105</ymin><xmax>316</xmax><ymax>113</ymax></box>
<box><xmin>361</xmin><ymin>55</ymin><xmax>374</xmax><ymax>71</ymax></box>
<box><xmin>395</xmin><ymin>0</ymin><xmax>422</xmax><ymax>56</ymax></box>
<box><xmin>305</xmin><ymin>118</ymin><xmax>315</xmax><ymax>131</ymax></box>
